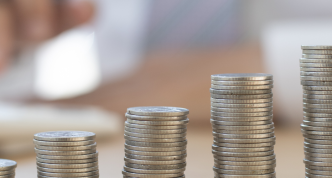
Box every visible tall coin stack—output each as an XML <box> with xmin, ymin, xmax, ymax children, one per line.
<box><xmin>210</xmin><ymin>73</ymin><xmax>276</xmax><ymax>178</ymax></box>
<box><xmin>300</xmin><ymin>45</ymin><xmax>332</xmax><ymax>177</ymax></box>
<box><xmin>33</xmin><ymin>131</ymin><xmax>99</xmax><ymax>178</ymax></box>
<box><xmin>0</xmin><ymin>159</ymin><xmax>17</xmax><ymax>178</ymax></box>
<box><xmin>122</xmin><ymin>106</ymin><xmax>189</xmax><ymax>178</ymax></box>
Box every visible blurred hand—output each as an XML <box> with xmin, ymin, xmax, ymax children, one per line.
<box><xmin>0</xmin><ymin>0</ymin><xmax>94</xmax><ymax>69</ymax></box>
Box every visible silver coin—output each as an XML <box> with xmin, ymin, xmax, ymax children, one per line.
<box><xmin>305</xmin><ymin>172</ymin><xmax>332</xmax><ymax>178</ymax></box>
<box><xmin>211</xmin><ymin>93</ymin><xmax>273</xmax><ymax>99</ymax></box>
<box><xmin>304</xmin><ymin>112</ymin><xmax>332</xmax><ymax>118</ymax></box>
<box><xmin>304</xmin><ymin>108</ymin><xmax>332</xmax><ymax>114</ymax></box>
<box><xmin>37</xmin><ymin>170</ymin><xmax>98</xmax><ymax>177</ymax></box>
<box><xmin>213</xmin><ymin>137</ymin><xmax>276</xmax><ymax>144</ymax></box>
<box><xmin>211</xmin><ymin>116</ymin><xmax>273</xmax><ymax>122</ymax></box>
<box><xmin>34</xmin><ymin>131</ymin><xmax>95</xmax><ymax>142</ymax></box>
<box><xmin>122</xmin><ymin>170</ymin><xmax>184</xmax><ymax>177</ymax></box>
<box><xmin>301</xmin><ymin>46</ymin><xmax>332</xmax><ymax>50</ymax></box>
<box><xmin>303</xmin><ymin>134</ymin><xmax>332</xmax><ymax>140</ymax></box>
<box><xmin>211</xmin><ymin>120</ymin><xmax>272</xmax><ymax>126</ymax></box>
<box><xmin>125</xmin><ymin>149</ymin><xmax>186</xmax><ymax>156</ymax></box>
<box><xmin>124</xmin><ymin>162</ymin><xmax>186</xmax><ymax>170</ymax></box>
<box><xmin>214</xmin><ymin>155</ymin><xmax>276</xmax><ymax>162</ymax></box>
<box><xmin>304</xmin><ymin>159</ymin><xmax>332</xmax><ymax>166</ymax></box>
<box><xmin>306</xmin><ymin>168</ymin><xmax>332</xmax><ymax>176</ymax></box>
<box><xmin>302</xmin><ymin>124</ymin><xmax>332</xmax><ymax>131</ymax></box>
<box><xmin>214</xmin><ymin>163</ymin><xmax>276</xmax><ymax>170</ymax></box>
<box><xmin>211</xmin><ymin>73</ymin><xmax>273</xmax><ymax>81</ymax></box>
<box><xmin>124</xmin><ymin>131</ymin><xmax>186</xmax><ymax>139</ymax></box>
<box><xmin>0</xmin><ymin>170</ymin><xmax>14</xmax><ymax>176</ymax></box>
<box><xmin>33</xmin><ymin>139</ymin><xmax>95</xmax><ymax>147</ymax></box>
<box><xmin>125</xmin><ymin>122</ymin><xmax>186</xmax><ymax>130</ymax></box>
<box><xmin>305</xmin><ymin>138</ymin><xmax>332</xmax><ymax>145</ymax></box>
<box><xmin>306</xmin><ymin>165</ymin><xmax>332</xmax><ymax>171</ymax></box>
<box><xmin>124</xmin><ymin>127</ymin><xmax>186</xmax><ymax>134</ymax></box>
<box><xmin>303</xmin><ymin>98</ymin><xmax>332</xmax><ymax>104</ymax></box>
<box><xmin>36</xmin><ymin>157</ymin><xmax>98</xmax><ymax>164</ymax></box>
<box><xmin>211</xmin><ymin>102</ymin><xmax>273</xmax><ymax>108</ymax></box>
<box><xmin>125</xmin><ymin>140</ymin><xmax>187</xmax><ymax>147</ymax></box>
<box><xmin>304</xmin><ymin>142</ymin><xmax>332</xmax><ymax>149</ymax></box>
<box><xmin>123</xmin><ymin>165</ymin><xmax>185</xmax><ymax>174</ymax></box>
<box><xmin>214</xmin><ymin>172</ymin><xmax>276</xmax><ymax>178</ymax></box>
<box><xmin>127</xmin><ymin>107</ymin><xmax>189</xmax><ymax>117</ymax></box>
<box><xmin>211</xmin><ymin>98</ymin><xmax>273</xmax><ymax>104</ymax></box>
<box><xmin>124</xmin><ymin>144</ymin><xmax>186</xmax><ymax>152</ymax></box>
<box><xmin>0</xmin><ymin>174</ymin><xmax>15</xmax><ymax>178</ymax></box>
<box><xmin>305</xmin><ymin>156</ymin><xmax>332</xmax><ymax>162</ymax></box>
<box><xmin>301</xmin><ymin>63</ymin><xmax>332</xmax><ymax>68</ymax></box>
<box><xmin>36</xmin><ymin>152</ymin><xmax>98</xmax><ymax>160</ymax></box>
<box><xmin>304</xmin><ymin>86</ymin><xmax>332</xmax><ymax>91</ymax></box>
<box><xmin>34</xmin><ymin>148</ymin><xmax>96</xmax><ymax>156</ymax></box>
<box><xmin>213</xmin><ymin>142</ymin><xmax>275</xmax><ymax>148</ymax></box>
<box><xmin>302</xmin><ymin>54</ymin><xmax>332</xmax><ymax>58</ymax></box>
<box><xmin>125</xmin><ymin>153</ymin><xmax>186</xmax><ymax>161</ymax></box>
<box><xmin>37</xmin><ymin>175</ymin><xmax>98</xmax><ymax>178</ymax></box>
<box><xmin>303</xmin><ymin>121</ymin><xmax>332</xmax><ymax>127</ymax></box>
<box><xmin>211</xmin><ymin>111</ymin><xmax>273</xmax><ymax>117</ymax></box>
<box><xmin>212</xmin><ymin>123</ymin><xmax>274</xmax><ymax>131</ymax></box>
<box><xmin>212</xmin><ymin>150</ymin><xmax>274</xmax><ymax>157</ymax></box>
<box><xmin>210</xmin><ymin>88</ymin><xmax>272</xmax><ymax>95</ymax></box>
<box><xmin>304</xmin><ymin>103</ymin><xmax>332</xmax><ymax>108</ymax></box>
<box><xmin>214</xmin><ymin>159</ymin><xmax>276</xmax><ymax>166</ymax></box>
<box><xmin>211</xmin><ymin>107</ymin><xmax>272</xmax><ymax>113</ymax></box>
<box><xmin>300</xmin><ymin>58</ymin><xmax>332</xmax><ymax>63</ymax></box>
<box><xmin>213</xmin><ymin>167</ymin><xmax>275</xmax><ymax>175</ymax></box>
<box><xmin>126</xmin><ymin>118</ymin><xmax>189</xmax><ymax>126</ymax></box>
<box><xmin>301</xmin><ymin>71</ymin><xmax>332</xmax><ymax>77</ymax></box>
<box><xmin>301</xmin><ymin>67</ymin><xmax>332</xmax><ymax>72</ymax></box>
<box><xmin>124</xmin><ymin>157</ymin><xmax>185</xmax><ymax>165</ymax></box>
<box><xmin>211</xmin><ymin>80</ymin><xmax>273</xmax><ymax>86</ymax></box>
<box><xmin>211</xmin><ymin>85</ymin><xmax>273</xmax><ymax>90</ymax></box>
<box><xmin>213</xmin><ymin>128</ymin><xmax>274</xmax><ymax>134</ymax></box>
<box><xmin>304</xmin><ymin>146</ymin><xmax>332</xmax><ymax>153</ymax></box>
<box><xmin>35</xmin><ymin>143</ymin><xmax>96</xmax><ymax>151</ymax></box>
<box><xmin>213</xmin><ymin>132</ymin><xmax>274</xmax><ymax>139</ymax></box>
<box><xmin>301</xmin><ymin>76</ymin><xmax>332</xmax><ymax>81</ymax></box>
<box><xmin>125</xmin><ymin>113</ymin><xmax>187</xmax><ymax>121</ymax></box>
<box><xmin>302</xmin><ymin>49</ymin><xmax>332</xmax><ymax>54</ymax></box>
<box><xmin>124</xmin><ymin>135</ymin><xmax>186</xmax><ymax>143</ymax></box>
<box><xmin>302</xmin><ymin>81</ymin><xmax>332</xmax><ymax>86</ymax></box>
<box><xmin>0</xmin><ymin>159</ymin><xmax>16</xmax><ymax>171</ymax></box>
<box><xmin>304</xmin><ymin>91</ymin><xmax>332</xmax><ymax>95</ymax></box>
<box><xmin>302</xmin><ymin>130</ymin><xmax>332</xmax><ymax>136</ymax></box>
<box><xmin>36</xmin><ymin>162</ymin><xmax>98</xmax><ymax>169</ymax></box>
<box><xmin>212</xmin><ymin>145</ymin><xmax>273</xmax><ymax>152</ymax></box>
<box><xmin>37</xmin><ymin>166</ymin><xmax>98</xmax><ymax>173</ymax></box>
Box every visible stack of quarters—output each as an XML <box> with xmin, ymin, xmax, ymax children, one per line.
<box><xmin>122</xmin><ymin>106</ymin><xmax>189</xmax><ymax>178</ymax></box>
<box><xmin>0</xmin><ymin>159</ymin><xmax>17</xmax><ymax>178</ymax></box>
<box><xmin>210</xmin><ymin>73</ymin><xmax>276</xmax><ymax>178</ymax></box>
<box><xmin>33</xmin><ymin>131</ymin><xmax>99</xmax><ymax>178</ymax></box>
<box><xmin>300</xmin><ymin>45</ymin><xmax>332</xmax><ymax>177</ymax></box>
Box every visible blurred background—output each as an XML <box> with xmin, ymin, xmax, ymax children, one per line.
<box><xmin>1</xmin><ymin>0</ymin><xmax>332</xmax><ymax>177</ymax></box>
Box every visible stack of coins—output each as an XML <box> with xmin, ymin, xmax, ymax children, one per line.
<box><xmin>0</xmin><ymin>159</ymin><xmax>17</xmax><ymax>178</ymax></box>
<box><xmin>122</xmin><ymin>106</ymin><xmax>189</xmax><ymax>178</ymax></box>
<box><xmin>210</xmin><ymin>73</ymin><xmax>276</xmax><ymax>178</ymax></box>
<box><xmin>33</xmin><ymin>131</ymin><xmax>99</xmax><ymax>178</ymax></box>
<box><xmin>300</xmin><ymin>45</ymin><xmax>332</xmax><ymax>177</ymax></box>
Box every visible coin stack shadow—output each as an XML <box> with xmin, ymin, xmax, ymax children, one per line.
<box><xmin>33</xmin><ymin>131</ymin><xmax>99</xmax><ymax>178</ymax></box>
<box><xmin>0</xmin><ymin>159</ymin><xmax>17</xmax><ymax>178</ymax></box>
<box><xmin>300</xmin><ymin>45</ymin><xmax>332</xmax><ymax>177</ymax></box>
<box><xmin>122</xmin><ymin>106</ymin><xmax>189</xmax><ymax>178</ymax></box>
<box><xmin>210</xmin><ymin>73</ymin><xmax>276</xmax><ymax>178</ymax></box>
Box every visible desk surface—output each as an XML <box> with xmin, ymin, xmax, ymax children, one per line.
<box><xmin>13</xmin><ymin>126</ymin><xmax>304</xmax><ymax>178</ymax></box>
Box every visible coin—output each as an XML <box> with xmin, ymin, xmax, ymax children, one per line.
<box><xmin>211</xmin><ymin>80</ymin><xmax>273</xmax><ymax>85</ymax></box>
<box><xmin>34</xmin><ymin>148</ymin><xmax>96</xmax><ymax>156</ymax></box>
<box><xmin>301</xmin><ymin>67</ymin><xmax>332</xmax><ymax>72</ymax></box>
<box><xmin>36</xmin><ymin>162</ymin><xmax>98</xmax><ymax>169</ymax></box>
<box><xmin>212</xmin><ymin>150</ymin><xmax>274</xmax><ymax>157</ymax></box>
<box><xmin>124</xmin><ymin>157</ymin><xmax>186</xmax><ymax>165</ymax></box>
<box><xmin>302</xmin><ymin>124</ymin><xmax>332</xmax><ymax>131</ymax></box>
<box><xmin>211</xmin><ymin>120</ymin><xmax>272</xmax><ymax>126</ymax></box>
<box><xmin>124</xmin><ymin>144</ymin><xmax>186</xmax><ymax>152</ymax></box>
<box><xmin>126</xmin><ymin>118</ymin><xmax>189</xmax><ymax>126</ymax></box>
<box><xmin>124</xmin><ymin>131</ymin><xmax>186</xmax><ymax>139</ymax></box>
<box><xmin>0</xmin><ymin>170</ymin><xmax>14</xmax><ymax>176</ymax></box>
<box><xmin>304</xmin><ymin>108</ymin><xmax>332</xmax><ymax>113</ymax></box>
<box><xmin>305</xmin><ymin>156</ymin><xmax>332</xmax><ymax>162</ymax></box>
<box><xmin>0</xmin><ymin>159</ymin><xmax>16</xmax><ymax>171</ymax></box>
<box><xmin>124</xmin><ymin>149</ymin><xmax>186</xmax><ymax>156</ymax></box>
<box><xmin>305</xmin><ymin>138</ymin><xmax>332</xmax><ymax>145</ymax></box>
<box><xmin>36</xmin><ymin>157</ymin><xmax>98</xmax><ymax>164</ymax></box>
<box><xmin>35</xmin><ymin>143</ymin><xmax>97</xmax><ymax>151</ymax></box>
<box><xmin>212</xmin><ymin>132</ymin><xmax>275</xmax><ymax>139</ymax></box>
<box><xmin>213</xmin><ymin>167</ymin><xmax>275</xmax><ymax>175</ymax></box>
<box><xmin>124</xmin><ymin>127</ymin><xmax>186</xmax><ymax>134</ymax></box>
<box><xmin>37</xmin><ymin>170</ymin><xmax>98</xmax><ymax>177</ymax></box>
<box><xmin>37</xmin><ymin>166</ymin><xmax>98</xmax><ymax>173</ymax></box>
<box><xmin>127</xmin><ymin>107</ymin><xmax>189</xmax><ymax>117</ymax></box>
<box><xmin>33</xmin><ymin>139</ymin><xmax>95</xmax><ymax>147</ymax></box>
<box><xmin>211</xmin><ymin>111</ymin><xmax>272</xmax><ymax>117</ymax></box>
<box><xmin>303</xmin><ymin>86</ymin><xmax>332</xmax><ymax>91</ymax></box>
<box><xmin>303</xmin><ymin>121</ymin><xmax>332</xmax><ymax>127</ymax></box>
<box><xmin>123</xmin><ymin>166</ymin><xmax>185</xmax><ymax>174</ymax></box>
<box><xmin>303</xmin><ymin>112</ymin><xmax>332</xmax><ymax>118</ymax></box>
<box><xmin>212</xmin><ymin>145</ymin><xmax>273</xmax><ymax>152</ymax></box>
<box><xmin>214</xmin><ymin>159</ymin><xmax>276</xmax><ymax>166</ymax></box>
<box><xmin>125</xmin><ymin>140</ymin><xmax>187</xmax><ymax>147</ymax></box>
<box><xmin>302</xmin><ymin>54</ymin><xmax>332</xmax><ymax>58</ymax></box>
<box><xmin>214</xmin><ymin>155</ymin><xmax>276</xmax><ymax>162</ymax></box>
<box><xmin>302</xmin><ymin>49</ymin><xmax>332</xmax><ymax>54</ymax></box>
<box><xmin>211</xmin><ymin>73</ymin><xmax>273</xmax><ymax>81</ymax></box>
<box><xmin>34</xmin><ymin>131</ymin><xmax>95</xmax><ymax>142</ymax></box>
<box><xmin>36</xmin><ymin>152</ymin><xmax>98</xmax><ymax>160</ymax></box>
<box><xmin>213</xmin><ymin>137</ymin><xmax>276</xmax><ymax>144</ymax></box>
<box><xmin>212</xmin><ymin>123</ymin><xmax>274</xmax><ymax>131</ymax></box>
<box><xmin>213</xmin><ymin>142</ymin><xmax>275</xmax><ymax>148</ymax></box>
<box><xmin>301</xmin><ymin>76</ymin><xmax>332</xmax><ymax>81</ymax></box>
<box><xmin>210</xmin><ymin>88</ymin><xmax>272</xmax><ymax>95</ymax></box>
<box><xmin>211</xmin><ymin>85</ymin><xmax>273</xmax><ymax>90</ymax></box>
<box><xmin>125</xmin><ymin>113</ymin><xmax>187</xmax><ymax>121</ymax></box>
<box><xmin>303</xmin><ymin>98</ymin><xmax>332</xmax><ymax>104</ymax></box>
<box><xmin>302</xmin><ymin>130</ymin><xmax>332</xmax><ymax>135</ymax></box>
<box><xmin>210</xmin><ymin>93</ymin><xmax>273</xmax><ymax>99</ymax></box>
<box><xmin>302</xmin><ymin>46</ymin><xmax>332</xmax><ymax>50</ymax></box>
<box><xmin>124</xmin><ymin>135</ymin><xmax>186</xmax><ymax>143</ymax></box>
<box><xmin>214</xmin><ymin>164</ymin><xmax>276</xmax><ymax>170</ymax></box>
<box><xmin>300</xmin><ymin>63</ymin><xmax>332</xmax><ymax>67</ymax></box>
<box><xmin>122</xmin><ymin>170</ymin><xmax>184</xmax><ymax>177</ymax></box>
<box><xmin>304</xmin><ymin>94</ymin><xmax>332</xmax><ymax>100</ymax></box>
<box><xmin>211</xmin><ymin>102</ymin><xmax>273</xmax><ymax>108</ymax></box>
<box><xmin>302</xmin><ymin>81</ymin><xmax>332</xmax><ymax>86</ymax></box>
<box><xmin>211</xmin><ymin>115</ymin><xmax>273</xmax><ymax>122</ymax></box>
<box><xmin>125</xmin><ymin>153</ymin><xmax>187</xmax><ymax>161</ymax></box>
<box><xmin>304</xmin><ymin>146</ymin><xmax>332</xmax><ymax>153</ymax></box>
<box><xmin>211</xmin><ymin>107</ymin><xmax>272</xmax><ymax>113</ymax></box>
<box><xmin>300</xmin><ymin>58</ymin><xmax>332</xmax><ymax>63</ymax></box>
<box><xmin>125</xmin><ymin>162</ymin><xmax>186</xmax><ymax>170</ymax></box>
<box><xmin>304</xmin><ymin>103</ymin><xmax>332</xmax><ymax>108</ymax></box>
<box><xmin>213</xmin><ymin>128</ymin><xmax>274</xmax><ymax>134</ymax></box>
<box><xmin>301</xmin><ymin>71</ymin><xmax>332</xmax><ymax>76</ymax></box>
<box><xmin>125</xmin><ymin>122</ymin><xmax>186</xmax><ymax>130</ymax></box>
<box><xmin>306</xmin><ymin>168</ymin><xmax>332</xmax><ymax>176</ymax></box>
<box><xmin>211</xmin><ymin>98</ymin><xmax>273</xmax><ymax>104</ymax></box>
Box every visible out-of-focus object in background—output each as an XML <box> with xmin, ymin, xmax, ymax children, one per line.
<box><xmin>262</xmin><ymin>21</ymin><xmax>332</xmax><ymax>125</ymax></box>
<box><xmin>0</xmin><ymin>103</ymin><xmax>121</xmax><ymax>156</ymax></box>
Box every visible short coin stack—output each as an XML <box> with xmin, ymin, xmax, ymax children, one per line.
<box><xmin>300</xmin><ymin>45</ymin><xmax>332</xmax><ymax>177</ymax></box>
<box><xmin>33</xmin><ymin>131</ymin><xmax>99</xmax><ymax>178</ymax></box>
<box><xmin>210</xmin><ymin>73</ymin><xmax>276</xmax><ymax>178</ymax></box>
<box><xmin>122</xmin><ymin>106</ymin><xmax>189</xmax><ymax>178</ymax></box>
<box><xmin>0</xmin><ymin>159</ymin><xmax>17</xmax><ymax>178</ymax></box>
